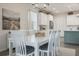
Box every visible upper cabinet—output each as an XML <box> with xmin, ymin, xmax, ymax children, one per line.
<box><xmin>48</xmin><ymin>14</ymin><xmax>53</xmax><ymax>21</ymax></box>
<box><xmin>38</xmin><ymin>12</ymin><xmax>54</xmax><ymax>30</ymax></box>
<box><xmin>38</xmin><ymin>12</ymin><xmax>48</xmax><ymax>25</ymax></box>
<box><xmin>67</xmin><ymin>15</ymin><xmax>79</xmax><ymax>26</ymax></box>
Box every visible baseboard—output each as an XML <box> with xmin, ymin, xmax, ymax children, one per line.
<box><xmin>0</xmin><ymin>48</ymin><xmax>8</xmax><ymax>52</ymax></box>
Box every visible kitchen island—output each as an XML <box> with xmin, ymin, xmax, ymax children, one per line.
<box><xmin>64</xmin><ymin>31</ymin><xmax>79</xmax><ymax>44</ymax></box>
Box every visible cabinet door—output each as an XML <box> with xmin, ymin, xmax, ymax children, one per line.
<box><xmin>48</xmin><ymin>14</ymin><xmax>53</xmax><ymax>21</ymax></box>
<box><xmin>67</xmin><ymin>15</ymin><xmax>79</xmax><ymax>25</ymax></box>
<box><xmin>38</xmin><ymin>12</ymin><xmax>48</xmax><ymax>25</ymax></box>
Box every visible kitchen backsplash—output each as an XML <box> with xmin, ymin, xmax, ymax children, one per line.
<box><xmin>66</xmin><ymin>26</ymin><xmax>79</xmax><ymax>31</ymax></box>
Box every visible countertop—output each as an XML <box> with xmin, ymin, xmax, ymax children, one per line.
<box><xmin>64</xmin><ymin>30</ymin><xmax>79</xmax><ymax>31</ymax></box>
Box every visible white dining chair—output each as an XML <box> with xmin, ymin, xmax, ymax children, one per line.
<box><xmin>8</xmin><ymin>30</ymin><xmax>21</xmax><ymax>56</ymax></box>
<box><xmin>27</xmin><ymin>34</ymin><xmax>39</xmax><ymax>56</ymax></box>
<box><xmin>39</xmin><ymin>31</ymin><xmax>55</xmax><ymax>56</ymax></box>
<box><xmin>54</xmin><ymin>31</ymin><xmax>60</xmax><ymax>56</ymax></box>
<box><xmin>10</xmin><ymin>31</ymin><xmax>35</xmax><ymax>56</ymax></box>
<box><xmin>9</xmin><ymin>30</ymin><xmax>27</xmax><ymax>49</ymax></box>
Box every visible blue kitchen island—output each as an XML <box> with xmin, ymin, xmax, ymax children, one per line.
<box><xmin>64</xmin><ymin>31</ymin><xmax>79</xmax><ymax>44</ymax></box>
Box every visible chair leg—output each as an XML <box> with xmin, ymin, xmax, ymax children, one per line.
<box><xmin>40</xmin><ymin>51</ymin><xmax>42</xmax><ymax>56</ymax></box>
<box><xmin>40</xmin><ymin>51</ymin><xmax>44</xmax><ymax>56</ymax></box>
<box><xmin>52</xmin><ymin>51</ymin><xmax>54</xmax><ymax>56</ymax></box>
<box><xmin>39</xmin><ymin>51</ymin><xmax>41</xmax><ymax>56</ymax></box>
<box><xmin>33</xmin><ymin>53</ymin><xmax>34</xmax><ymax>56</ymax></box>
<box><xmin>43</xmin><ymin>52</ymin><xmax>45</xmax><ymax>56</ymax></box>
<box><xmin>41</xmin><ymin>51</ymin><xmax>43</xmax><ymax>56</ymax></box>
<box><xmin>47</xmin><ymin>52</ymin><xmax>49</xmax><ymax>56</ymax></box>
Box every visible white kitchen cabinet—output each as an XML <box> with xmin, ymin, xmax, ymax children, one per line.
<box><xmin>38</xmin><ymin>12</ymin><xmax>48</xmax><ymax>25</ymax></box>
<box><xmin>67</xmin><ymin>15</ymin><xmax>79</xmax><ymax>25</ymax></box>
<box><xmin>48</xmin><ymin>14</ymin><xmax>53</xmax><ymax>21</ymax></box>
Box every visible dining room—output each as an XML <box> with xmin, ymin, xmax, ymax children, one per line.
<box><xmin>0</xmin><ymin>3</ymin><xmax>78</xmax><ymax>56</ymax></box>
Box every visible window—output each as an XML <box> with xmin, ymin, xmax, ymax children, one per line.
<box><xmin>30</xmin><ymin>11</ymin><xmax>38</xmax><ymax>30</ymax></box>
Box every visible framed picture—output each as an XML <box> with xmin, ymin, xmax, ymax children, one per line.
<box><xmin>2</xmin><ymin>8</ymin><xmax>20</xmax><ymax>30</ymax></box>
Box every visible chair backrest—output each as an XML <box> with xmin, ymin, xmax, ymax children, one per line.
<box><xmin>9</xmin><ymin>30</ymin><xmax>27</xmax><ymax>46</ymax></box>
<box><xmin>9</xmin><ymin>30</ymin><xmax>26</xmax><ymax>38</ymax></box>
<box><xmin>48</xmin><ymin>31</ymin><xmax>56</xmax><ymax>52</ymax></box>
<box><xmin>10</xmin><ymin>30</ymin><xmax>27</xmax><ymax>56</ymax></box>
<box><xmin>27</xmin><ymin>30</ymin><xmax>38</xmax><ymax>44</ymax></box>
<box><xmin>15</xmin><ymin>38</ymin><xmax>27</xmax><ymax>56</ymax></box>
<box><xmin>28</xmin><ymin>34</ymin><xmax>39</xmax><ymax>56</ymax></box>
<box><xmin>54</xmin><ymin>31</ymin><xmax>60</xmax><ymax>49</ymax></box>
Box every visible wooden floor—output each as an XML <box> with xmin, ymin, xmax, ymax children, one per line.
<box><xmin>0</xmin><ymin>49</ymin><xmax>9</xmax><ymax>56</ymax></box>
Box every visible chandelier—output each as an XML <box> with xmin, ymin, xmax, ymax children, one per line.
<box><xmin>32</xmin><ymin>3</ymin><xmax>52</xmax><ymax>14</ymax></box>
<box><xmin>32</xmin><ymin>3</ymin><xmax>49</xmax><ymax>9</ymax></box>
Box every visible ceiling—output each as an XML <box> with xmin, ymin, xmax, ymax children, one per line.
<box><xmin>30</xmin><ymin>3</ymin><xmax>79</xmax><ymax>14</ymax></box>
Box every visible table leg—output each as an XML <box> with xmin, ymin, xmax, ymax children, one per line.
<box><xmin>9</xmin><ymin>41</ymin><xmax>13</xmax><ymax>56</ymax></box>
<box><xmin>35</xmin><ymin>43</ymin><xmax>39</xmax><ymax>56</ymax></box>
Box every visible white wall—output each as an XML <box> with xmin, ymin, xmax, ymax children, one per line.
<box><xmin>0</xmin><ymin>3</ymin><xmax>31</xmax><ymax>52</ymax></box>
<box><xmin>53</xmin><ymin>13</ymin><xmax>67</xmax><ymax>37</ymax></box>
<box><xmin>53</xmin><ymin>13</ymin><xmax>79</xmax><ymax>37</ymax></box>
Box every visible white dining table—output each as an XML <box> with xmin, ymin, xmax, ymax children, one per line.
<box><xmin>8</xmin><ymin>36</ymin><xmax>49</xmax><ymax>56</ymax></box>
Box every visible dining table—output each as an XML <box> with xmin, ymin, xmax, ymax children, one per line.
<box><xmin>8</xmin><ymin>36</ymin><xmax>49</xmax><ymax>56</ymax></box>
